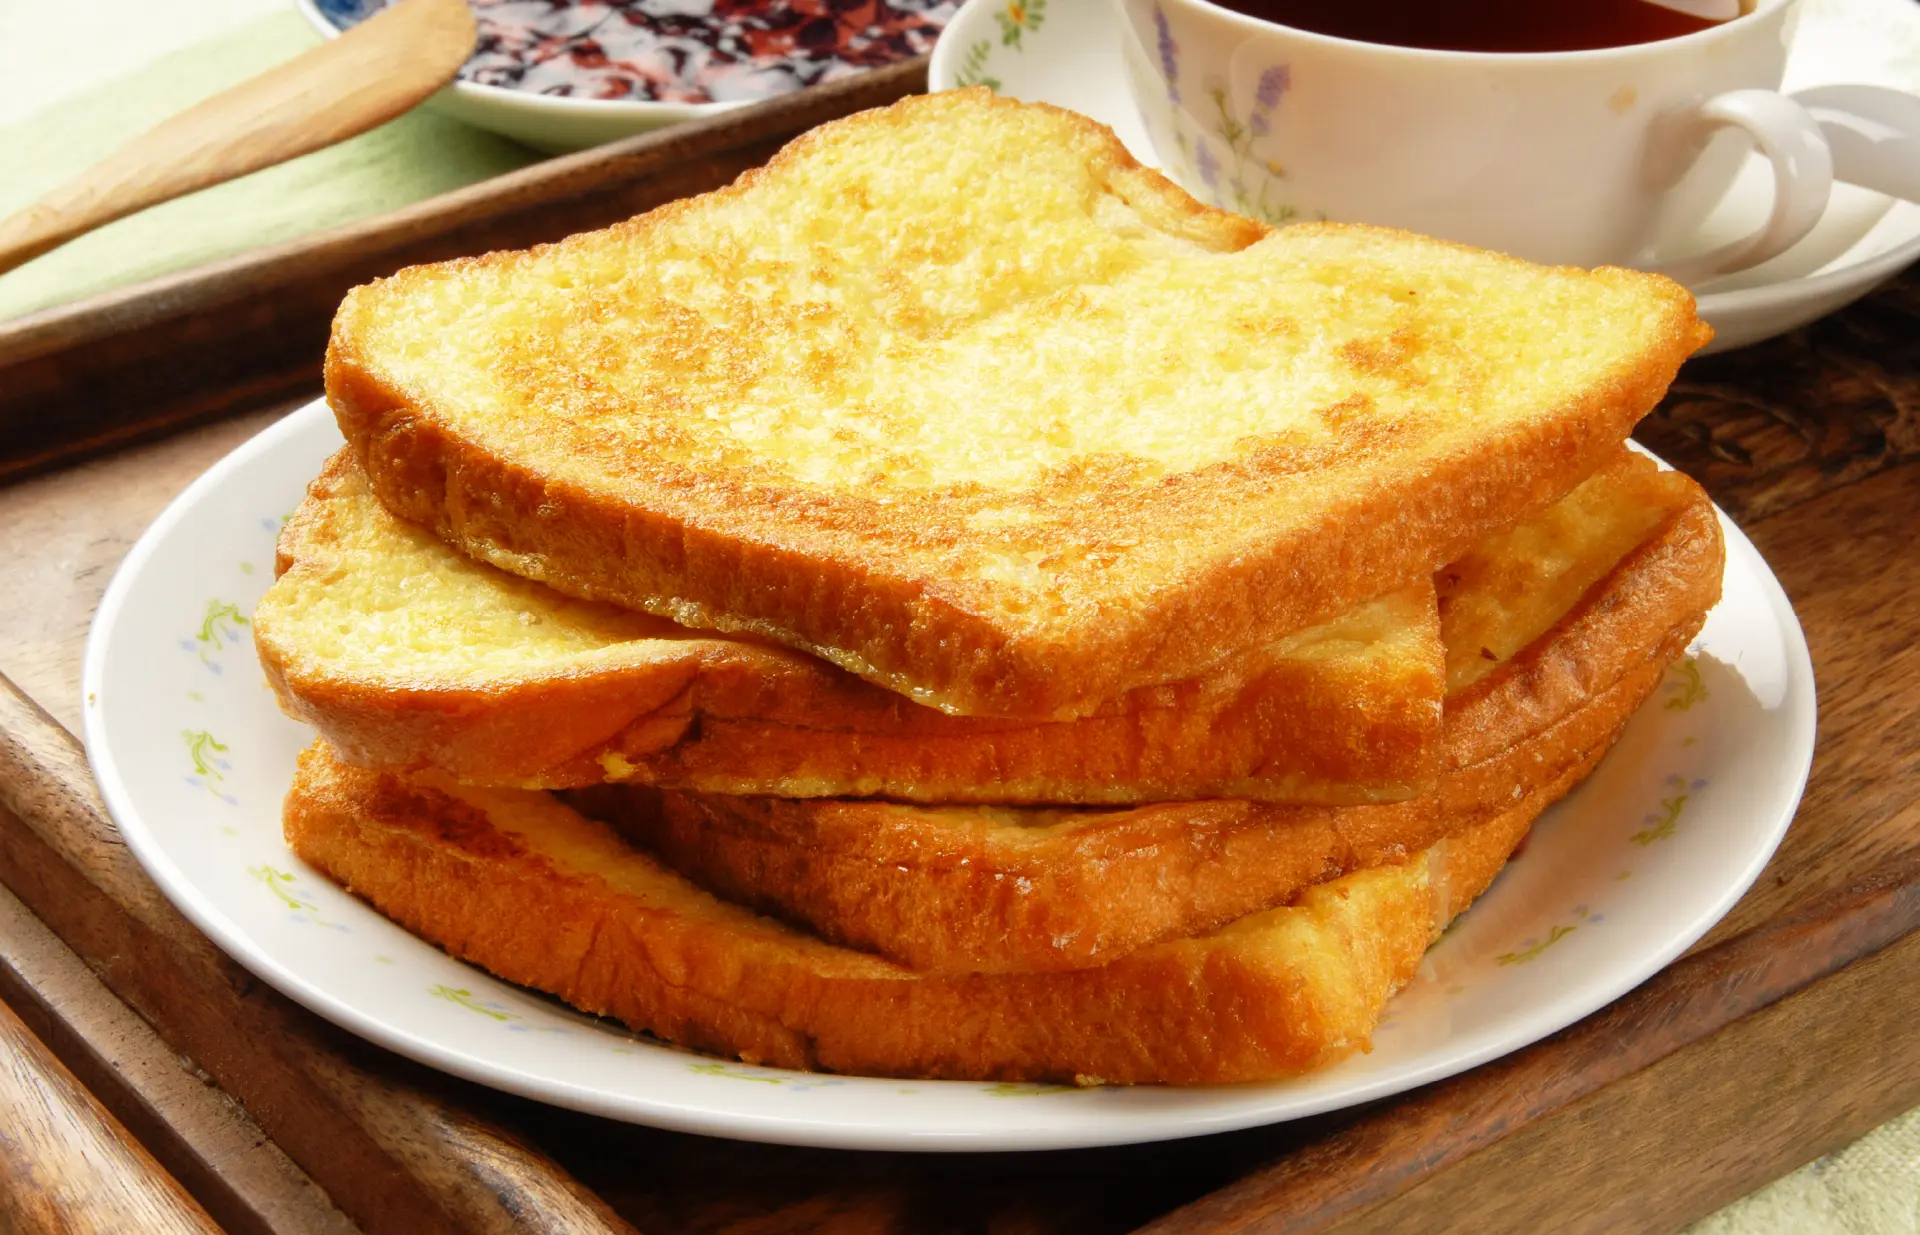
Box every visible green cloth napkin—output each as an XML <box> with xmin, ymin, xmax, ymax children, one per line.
<box><xmin>0</xmin><ymin>10</ymin><xmax>538</xmax><ymax>323</ymax></box>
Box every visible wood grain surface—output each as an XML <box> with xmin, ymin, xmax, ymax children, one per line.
<box><xmin>0</xmin><ymin>159</ymin><xmax>1915</xmax><ymax>1235</ymax></box>
<box><xmin>1687</xmin><ymin>460</ymin><xmax>1920</xmax><ymax>951</ymax></box>
<box><xmin>0</xmin><ymin>877</ymin><xmax>354</xmax><ymax>1235</ymax></box>
<box><xmin>1637</xmin><ymin>278</ymin><xmax>1920</xmax><ymax>522</ymax></box>
<box><xmin>1314</xmin><ymin>926</ymin><xmax>1920</xmax><ymax>1235</ymax></box>
<box><xmin>0</xmin><ymin>980</ymin><xmax>220</xmax><ymax>1234</ymax></box>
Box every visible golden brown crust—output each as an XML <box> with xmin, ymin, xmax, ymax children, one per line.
<box><xmin>257</xmin><ymin>453</ymin><xmax>1443</xmax><ymax>803</ymax></box>
<box><xmin>574</xmin><ymin>460</ymin><xmax>1724</xmax><ymax>973</ymax></box>
<box><xmin>1441</xmin><ymin>457</ymin><xmax>1724</xmax><ymax>769</ymax></box>
<box><xmin>285</xmin><ymin>743</ymin><xmax>1588</xmax><ymax>1084</ymax></box>
<box><xmin>588</xmin><ymin>650</ymin><xmax>1653</xmax><ymax>974</ymax></box>
<box><xmin>325</xmin><ymin>89</ymin><xmax>1709</xmax><ymax>719</ymax></box>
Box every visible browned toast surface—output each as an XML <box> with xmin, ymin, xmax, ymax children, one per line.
<box><xmin>255</xmin><ymin>452</ymin><xmax>1443</xmax><ymax>803</ymax></box>
<box><xmin>286</xmin><ymin>743</ymin><xmax>1584</xmax><ymax>1084</ymax></box>
<box><xmin>585</xmin><ymin>454</ymin><xmax>1724</xmax><ymax>973</ymax></box>
<box><xmin>326</xmin><ymin>88</ymin><xmax>1708</xmax><ymax>719</ymax></box>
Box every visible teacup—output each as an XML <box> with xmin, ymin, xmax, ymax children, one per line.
<box><xmin>1116</xmin><ymin>0</ymin><xmax>1834</xmax><ymax>276</ymax></box>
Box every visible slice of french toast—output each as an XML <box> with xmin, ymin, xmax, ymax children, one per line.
<box><xmin>582</xmin><ymin>453</ymin><xmax>1723</xmax><ymax>973</ymax></box>
<box><xmin>286</xmin><ymin>740</ymin><xmax>1592</xmax><ymax>1085</ymax></box>
<box><xmin>254</xmin><ymin>451</ymin><xmax>1443</xmax><ymax>803</ymax></box>
<box><xmin>325</xmin><ymin>88</ymin><xmax>1710</xmax><ymax>721</ymax></box>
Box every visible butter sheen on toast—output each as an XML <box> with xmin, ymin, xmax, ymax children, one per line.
<box><xmin>254</xmin><ymin>453</ymin><xmax>1444</xmax><ymax>804</ymax></box>
<box><xmin>325</xmin><ymin>88</ymin><xmax>1710</xmax><ymax>719</ymax></box>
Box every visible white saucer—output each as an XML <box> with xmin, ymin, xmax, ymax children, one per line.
<box><xmin>81</xmin><ymin>400</ymin><xmax>1814</xmax><ymax>1150</ymax></box>
<box><xmin>929</xmin><ymin>0</ymin><xmax>1920</xmax><ymax>352</ymax></box>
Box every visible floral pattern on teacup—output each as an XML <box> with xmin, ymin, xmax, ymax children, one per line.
<box><xmin>1179</xmin><ymin>70</ymin><xmax>1306</xmax><ymax>224</ymax></box>
<box><xmin>952</xmin><ymin>0</ymin><xmax>1047</xmax><ymax>90</ymax></box>
<box><xmin>952</xmin><ymin>39</ymin><xmax>1001</xmax><ymax>88</ymax></box>
<box><xmin>1140</xmin><ymin>7</ymin><xmax>1315</xmax><ymax>226</ymax></box>
<box><xmin>1154</xmin><ymin>5</ymin><xmax>1180</xmax><ymax>102</ymax></box>
<box><xmin>995</xmin><ymin>0</ymin><xmax>1046</xmax><ymax>48</ymax></box>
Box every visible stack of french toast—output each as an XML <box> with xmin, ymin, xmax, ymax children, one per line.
<box><xmin>253</xmin><ymin>89</ymin><xmax>1725</xmax><ymax>1085</ymax></box>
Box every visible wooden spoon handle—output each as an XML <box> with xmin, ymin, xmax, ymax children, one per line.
<box><xmin>0</xmin><ymin>0</ymin><xmax>476</xmax><ymax>279</ymax></box>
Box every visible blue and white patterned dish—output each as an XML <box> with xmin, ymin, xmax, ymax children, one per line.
<box><xmin>82</xmin><ymin>399</ymin><xmax>1813</xmax><ymax>1151</ymax></box>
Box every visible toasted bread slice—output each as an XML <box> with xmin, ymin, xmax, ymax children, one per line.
<box><xmin>326</xmin><ymin>88</ymin><xmax>1709</xmax><ymax>720</ymax></box>
<box><xmin>255</xmin><ymin>451</ymin><xmax>1443</xmax><ymax>803</ymax></box>
<box><xmin>1440</xmin><ymin>453</ymin><xmax>1724</xmax><ymax>768</ymax></box>
<box><xmin>287</xmin><ymin>742</ymin><xmax>1591</xmax><ymax>1084</ymax></box>
<box><xmin>584</xmin><ymin>453</ymin><xmax>1723</xmax><ymax>973</ymax></box>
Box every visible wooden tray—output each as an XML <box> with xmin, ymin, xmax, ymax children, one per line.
<box><xmin>1</xmin><ymin>67</ymin><xmax>1918</xmax><ymax>1234</ymax></box>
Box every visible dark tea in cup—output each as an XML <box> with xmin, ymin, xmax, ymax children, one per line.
<box><xmin>1204</xmin><ymin>0</ymin><xmax>1740</xmax><ymax>53</ymax></box>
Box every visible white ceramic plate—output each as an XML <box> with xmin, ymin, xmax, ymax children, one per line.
<box><xmin>83</xmin><ymin>400</ymin><xmax>1814</xmax><ymax>1151</ymax></box>
<box><xmin>929</xmin><ymin>0</ymin><xmax>1920</xmax><ymax>353</ymax></box>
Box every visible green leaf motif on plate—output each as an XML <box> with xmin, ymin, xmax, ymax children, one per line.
<box><xmin>182</xmin><ymin>729</ymin><xmax>238</xmax><ymax>804</ymax></box>
<box><xmin>983</xmin><ymin>1081</ymin><xmax>1084</xmax><ymax>1097</ymax></box>
<box><xmin>683</xmin><ymin>1062</ymin><xmax>850</xmax><ymax>1090</ymax></box>
<box><xmin>430</xmin><ymin>985</ymin><xmax>515</xmax><ymax>1021</ymax></box>
<box><xmin>184</xmin><ymin>729</ymin><xmax>228</xmax><ymax>778</ymax></box>
<box><xmin>1631</xmin><ymin>775</ymin><xmax>1696</xmax><ymax>846</ymax></box>
<box><xmin>249</xmin><ymin>864</ymin><xmax>314</xmax><ymax>911</ymax></box>
<box><xmin>189</xmin><ymin>599</ymin><xmax>250</xmax><ymax>668</ymax></box>
<box><xmin>1662</xmin><ymin>658</ymin><xmax>1707</xmax><ymax>711</ymax></box>
<box><xmin>690</xmin><ymin>1061</ymin><xmax>786</xmax><ymax>1084</ymax></box>
<box><xmin>1495</xmin><ymin>905</ymin><xmax>1592</xmax><ymax>966</ymax></box>
<box><xmin>248</xmin><ymin>865</ymin><xmax>349</xmax><ymax>930</ymax></box>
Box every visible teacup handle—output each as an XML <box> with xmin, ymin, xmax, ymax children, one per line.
<box><xmin>1642</xmin><ymin>88</ymin><xmax>1834</xmax><ymax>284</ymax></box>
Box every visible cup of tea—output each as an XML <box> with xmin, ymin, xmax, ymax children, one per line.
<box><xmin>1116</xmin><ymin>0</ymin><xmax>1833</xmax><ymax>276</ymax></box>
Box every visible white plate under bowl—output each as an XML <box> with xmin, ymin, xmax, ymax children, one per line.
<box><xmin>930</xmin><ymin>0</ymin><xmax>1920</xmax><ymax>353</ymax></box>
<box><xmin>83</xmin><ymin>400</ymin><xmax>1814</xmax><ymax>1151</ymax></box>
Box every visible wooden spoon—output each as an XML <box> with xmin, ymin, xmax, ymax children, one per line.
<box><xmin>0</xmin><ymin>0</ymin><xmax>476</xmax><ymax>279</ymax></box>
